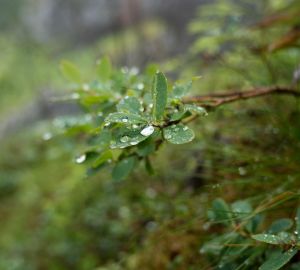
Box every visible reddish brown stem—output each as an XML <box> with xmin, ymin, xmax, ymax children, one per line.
<box><xmin>183</xmin><ymin>86</ymin><xmax>300</xmax><ymax>108</ymax></box>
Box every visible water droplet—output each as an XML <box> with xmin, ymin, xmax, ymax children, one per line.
<box><xmin>82</xmin><ymin>84</ymin><xmax>90</xmax><ymax>91</ymax></box>
<box><xmin>199</xmin><ymin>248</ymin><xmax>205</xmax><ymax>254</ymax></box>
<box><xmin>165</xmin><ymin>134</ymin><xmax>172</xmax><ymax>139</ymax></box>
<box><xmin>104</xmin><ymin>122</ymin><xmax>111</xmax><ymax>127</ymax></box>
<box><xmin>42</xmin><ymin>132</ymin><xmax>52</xmax><ymax>141</ymax></box>
<box><xmin>146</xmin><ymin>188</ymin><xmax>157</xmax><ymax>198</ymax></box>
<box><xmin>120</xmin><ymin>136</ymin><xmax>129</xmax><ymax>143</ymax></box>
<box><xmin>137</xmin><ymin>83</ymin><xmax>144</xmax><ymax>90</ymax></box>
<box><xmin>124</xmin><ymin>95</ymin><xmax>129</xmax><ymax>99</ymax></box>
<box><xmin>110</xmin><ymin>141</ymin><xmax>116</xmax><ymax>149</ymax></box>
<box><xmin>141</xmin><ymin>126</ymin><xmax>155</xmax><ymax>136</ymax></box>
<box><xmin>139</xmin><ymin>107</ymin><xmax>144</xmax><ymax>112</ymax></box>
<box><xmin>130</xmin><ymin>67</ymin><xmax>139</xmax><ymax>75</ymax></box>
<box><xmin>294</xmin><ymin>231</ymin><xmax>299</xmax><ymax>235</ymax></box>
<box><xmin>132</xmin><ymin>124</ymin><xmax>139</xmax><ymax>129</ymax></box>
<box><xmin>238</xmin><ymin>167</ymin><xmax>247</xmax><ymax>176</ymax></box>
<box><xmin>76</xmin><ymin>154</ymin><xmax>86</xmax><ymax>164</ymax></box>
<box><xmin>121</xmin><ymin>67</ymin><xmax>129</xmax><ymax>73</ymax></box>
<box><xmin>130</xmin><ymin>141</ymin><xmax>139</xmax><ymax>146</ymax></box>
<box><xmin>202</xmin><ymin>222</ymin><xmax>210</xmax><ymax>231</ymax></box>
<box><xmin>71</xmin><ymin>93</ymin><xmax>80</xmax><ymax>99</ymax></box>
<box><xmin>149</xmin><ymin>103</ymin><xmax>153</xmax><ymax>109</ymax></box>
<box><xmin>183</xmin><ymin>126</ymin><xmax>188</xmax><ymax>131</ymax></box>
<box><xmin>122</xmin><ymin>117</ymin><xmax>129</xmax><ymax>123</ymax></box>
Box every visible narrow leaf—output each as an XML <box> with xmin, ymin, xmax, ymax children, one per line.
<box><xmin>259</xmin><ymin>248</ymin><xmax>298</xmax><ymax>270</ymax></box>
<box><xmin>252</xmin><ymin>234</ymin><xmax>282</xmax><ymax>245</ymax></box>
<box><xmin>152</xmin><ymin>72</ymin><xmax>168</xmax><ymax>122</ymax></box>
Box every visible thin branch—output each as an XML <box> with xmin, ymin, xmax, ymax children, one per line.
<box><xmin>183</xmin><ymin>86</ymin><xmax>300</xmax><ymax>108</ymax></box>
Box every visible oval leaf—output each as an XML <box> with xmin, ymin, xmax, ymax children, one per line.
<box><xmin>112</xmin><ymin>156</ymin><xmax>137</xmax><ymax>181</ymax></box>
<box><xmin>172</xmin><ymin>81</ymin><xmax>192</xmax><ymax>98</ymax></box>
<box><xmin>105</xmin><ymin>112</ymin><xmax>147</xmax><ymax>125</ymax></box>
<box><xmin>163</xmin><ymin>124</ymin><xmax>195</xmax><ymax>144</ymax></box>
<box><xmin>60</xmin><ymin>60</ymin><xmax>82</xmax><ymax>83</ymax></box>
<box><xmin>110</xmin><ymin>127</ymin><xmax>152</xmax><ymax>149</ymax></box>
<box><xmin>97</xmin><ymin>56</ymin><xmax>112</xmax><ymax>81</ymax></box>
<box><xmin>117</xmin><ymin>96</ymin><xmax>143</xmax><ymax>115</ymax></box>
<box><xmin>184</xmin><ymin>104</ymin><xmax>208</xmax><ymax>116</ymax></box>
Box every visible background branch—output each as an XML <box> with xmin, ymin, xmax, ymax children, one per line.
<box><xmin>183</xmin><ymin>86</ymin><xmax>300</xmax><ymax>108</ymax></box>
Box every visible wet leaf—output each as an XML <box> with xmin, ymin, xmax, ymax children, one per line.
<box><xmin>152</xmin><ymin>71</ymin><xmax>168</xmax><ymax>122</ymax></box>
<box><xmin>172</xmin><ymin>81</ymin><xmax>192</xmax><ymax>98</ymax></box>
<box><xmin>105</xmin><ymin>112</ymin><xmax>147</xmax><ymax>125</ymax></box>
<box><xmin>259</xmin><ymin>248</ymin><xmax>298</xmax><ymax>270</ymax></box>
<box><xmin>112</xmin><ymin>156</ymin><xmax>137</xmax><ymax>180</ymax></box>
<box><xmin>117</xmin><ymin>96</ymin><xmax>143</xmax><ymax>115</ymax></box>
<box><xmin>163</xmin><ymin>124</ymin><xmax>195</xmax><ymax>144</ymax></box>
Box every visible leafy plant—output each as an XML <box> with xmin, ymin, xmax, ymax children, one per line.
<box><xmin>59</xmin><ymin>59</ymin><xmax>207</xmax><ymax>180</ymax></box>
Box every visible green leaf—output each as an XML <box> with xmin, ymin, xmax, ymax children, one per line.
<box><xmin>163</xmin><ymin>124</ymin><xmax>195</xmax><ymax>144</ymax></box>
<box><xmin>252</xmin><ymin>234</ymin><xmax>282</xmax><ymax>245</ymax></box>
<box><xmin>268</xmin><ymin>218</ymin><xmax>293</xmax><ymax>234</ymax></box>
<box><xmin>231</xmin><ymin>200</ymin><xmax>252</xmax><ymax>218</ymax></box>
<box><xmin>97</xmin><ymin>56</ymin><xmax>112</xmax><ymax>81</ymax></box>
<box><xmin>259</xmin><ymin>248</ymin><xmax>298</xmax><ymax>270</ymax></box>
<box><xmin>210</xmin><ymin>198</ymin><xmax>232</xmax><ymax>225</ymax></box>
<box><xmin>252</xmin><ymin>232</ymin><xmax>294</xmax><ymax>245</ymax></box>
<box><xmin>112</xmin><ymin>156</ymin><xmax>137</xmax><ymax>180</ymax></box>
<box><xmin>92</xmin><ymin>150</ymin><xmax>113</xmax><ymax>168</ymax></box>
<box><xmin>184</xmin><ymin>104</ymin><xmax>208</xmax><ymax>116</ymax></box>
<box><xmin>145</xmin><ymin>157</ymin><xmax>155</xmax><ymax>175</ymax></box>
<box><xmin>117</xmin><ymin>96</ymin><xmax>143</xmax><ymax>115</ymax></box>
<box><xmin>296</xmin><ymin>207</ymin><xmax>300</xmax><ymax>237</ymax></box>
<box><xmin>90</xmin><ymin>129</ymin><xmax>111</xmax><ymax>148</ymax></box>
<box><xmin>137</xmin><ymin>137</ymin><xmax>156</xmax><ymax>157</ymax></box>
<box><xmin>172</xmin><ymin>81</ymin><xmax>192</xmax><ymax>98</ymax></box>
<box><xmin>152</xmin><ymin>72</ymin><xmax>168</xmax><ymax>122</ymax></box>
<box><xmin>105</xmin><ymin>112</ymin><xmax>147</xmax><ymax>125</ymax></box>
<box><xmin>60</xmin><ymin>60</ymin><xmax>82</xmax><ymax>83</ymax></box>
<box><xmin>110</xmin><ymin>127</ymin><xmax>151</xmax><ymax>149</ymax></box>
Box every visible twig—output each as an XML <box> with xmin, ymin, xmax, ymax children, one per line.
<box><xmin>183</xmin><ymin>86</ymin><xmax>300</xmax><ymax>108</ymax></box>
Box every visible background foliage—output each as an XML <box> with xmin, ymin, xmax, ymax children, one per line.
<box><xmin>1</xmin><ymin>0</ymin><xmax>300</xmax><ymax>269</ymax></box>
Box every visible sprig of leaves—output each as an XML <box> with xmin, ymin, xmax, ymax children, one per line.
<box><xmin>59</xmin><ymin>58</ymin><xmax>207</xmax><ymax>180</ymax></box>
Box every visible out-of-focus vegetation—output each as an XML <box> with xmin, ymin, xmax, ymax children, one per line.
<box><xmin>1</xmin><ymin>0</ymin><xmax>300</xmax><ymax>269</ymax></box>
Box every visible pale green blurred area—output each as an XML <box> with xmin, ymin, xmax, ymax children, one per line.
<box><xmin>0</xmin><ymin>0</ymin><xmax>300</xmax><ymax>269</ymax></box>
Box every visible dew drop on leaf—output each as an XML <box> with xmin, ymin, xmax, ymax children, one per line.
<box><xmin>120</xmin><ymin>136</ymin><xmax>130</xmax><ymax>143</ymax></box>
<box><xmin>76</xmin><ymin>154</ymin><xmax>86</xmax><ymax>164</ymax></box>
<box><xmin>140</xmin><ymin>125</ymin><xmax>155</xmax><ymax>136</ymax></box>
<box><xmin>122</xmin><ymin>117</ymin><xmax>129</xmax><ymax>123</ymax></box>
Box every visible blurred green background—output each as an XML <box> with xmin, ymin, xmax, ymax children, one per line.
<box><xmin>1</xmin><ymin>0</ymin><xmax>300</xmax><ymax>269</ymax></box>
